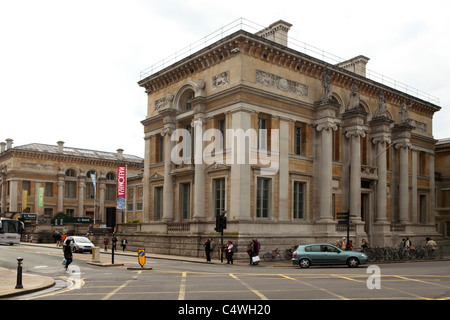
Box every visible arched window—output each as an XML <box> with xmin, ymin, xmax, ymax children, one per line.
<box><xmin>179</xmin><ymin>89</ymin><xmax>195</xmax><ymax>111</ymax></box>
<box><xmin>65</xmin><ymin>169</ymin><xmax>76</xmax><ymax>177</ymax></box>
<box><xmin>106</xmin><ymin>172</ymin><xmax>116</xmax><ymax>181</ymax></box>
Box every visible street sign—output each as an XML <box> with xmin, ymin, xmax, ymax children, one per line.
<box><xmin>138</xmin><ymin>249</ymin><xmax>146</xmax><ymax>267</ymax></box>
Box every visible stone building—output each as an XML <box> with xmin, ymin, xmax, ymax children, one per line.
<box><xmin>0</xmin><ymin>140</ymin><xmax>143</xmax><ymax>224</ymax></box>
<box><xmin>436</xmin><ymin>138</ymin><xmax>450</xmax><ymax>239</ymax></box>
<box><xmin>132</xmin><ymin>20</ymin><xmax>441</xmax><ymax>256</ymax></box>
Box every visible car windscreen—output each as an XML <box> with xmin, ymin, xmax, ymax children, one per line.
<box><xmin>73</xmin><ymin>237</ymin><xmax>91</xmax><ymax>243</ymax></box>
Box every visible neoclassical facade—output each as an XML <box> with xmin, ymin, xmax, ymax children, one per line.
<box><xmin>134</xmin><ymin>20</ymin><xmax>441</xmax><ymax>255</ymax></box>
<box><xmin>0</xmin><ymin>140</ymin><xmax>143</xmax><ymax>224</ymax></box>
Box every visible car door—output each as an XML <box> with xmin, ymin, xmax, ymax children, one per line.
<box><xmin>304</xmin><ymin>245</ymin><xmax>323</xmax><ymax>264</ymax></box>
<box><xmin>321</xmin><ymin>245</ymin><xmax>344</xmax><ymax>264</ymax></box>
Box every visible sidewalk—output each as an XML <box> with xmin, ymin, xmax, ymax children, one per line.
<box><xmin>0</xmin><ymin>242</ymin><xmax>289</xmax><ymax>298</ymax></box>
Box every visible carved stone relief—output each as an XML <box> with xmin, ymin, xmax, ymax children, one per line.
<box><xmin>255</xmin><ymin>70</ymin><xmax>308</xmax><ymax>97</ymax></box>
<box><xmin>212</xmin><ymin>71</ymin><xmax>229</xmax><ymax>89</ymax></box>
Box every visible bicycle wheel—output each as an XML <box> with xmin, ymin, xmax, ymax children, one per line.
<box><xmin>285</xmin><ymin>249</ymin><xmax>293</xmax><ymax>260</ymax></box>
<box><xmin>263</xmin><ymin>252</ymin><xmax>274</xmax><ymax>261</ymax></box>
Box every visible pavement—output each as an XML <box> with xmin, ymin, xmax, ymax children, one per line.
<box><xmin>0</xmin><ymin>242</ymin><xmax>290</xmax><ymax>298</ymax></box>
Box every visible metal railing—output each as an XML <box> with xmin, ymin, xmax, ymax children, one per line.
<box><xmin>362</xmin><ymin>245</ymin><xmax>450</xmax><ymax>262</ymax></box>
<box><xmin>139</xmin><ymin>18</ymin><xmax>439</xmax><ymax>106</ymax></box>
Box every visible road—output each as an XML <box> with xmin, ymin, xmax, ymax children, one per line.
<box><xmin>1</xmin><ymin>243</ymin><xmax>450</xmax><ymax>304</ymax></box>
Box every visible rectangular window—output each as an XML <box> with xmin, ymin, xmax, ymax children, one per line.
<box><xmin>214</xmin><ymin>178</ymin><xmax>226</xmax><ymax>216</ymax></box>
<box><xmin>106</xmin><ymin>185</ymin><xmax>116</xmax><ymax>201</ymax></box>
<box><xmin>218</xmin><ymin>119</ymin><xmax>226</xmax><ymax>149</ymax></box>
<box><xmin>86</xmin><ymin>183</ymin><xmax>95</xmax><ymax>200</ymax></box>
<box><xmin>293</xmin><ymin>181</ymin><xmax>305</xmax><ymax>219</ymax></box>
<box><xmin>419</xmin><ymin>194</ymin><xmax>427</xmax><ymax>224</ymax></box>
<box><xmin>256</xmin><ymin>177</ymin><xmax>270</xmax><ymax>218</ymax></box>
<box><xmin>156</xmin><ymin>135</ymin><xmax>164</xmax><ymax>163</ymax></box>
<box><xmin>258</xmin><ymin>118</ymin><xmax>268</xmax><ymax>150</ymax></box>
<box><xmin>294</xmin><ymin>125</ymin><xmax>302</xmax><ymax>155</ymax></box>
<box><xmin>181</xmin><ymin>183</ymin><xmax>191</xmax><ymax>220</ymax></box>
<box><xmin>45</xmin><ymin>182</ymin><xmax>53</xmax><ymax>197</ymax></box>
<box><xmin>155</xmin><ymin>186</ymin><xmax>163</xmax><ymax>221</ymax></box>
<box><xmin>65</xmin><ymin>181</ymin><xmax>76</xmax><ymax>198</ymax></box>
<box><xmin>66</xmin><ymin>209</ymin><xmax>75</xmax><ymax>217</ymax></box>
<box><xmin>22</xmin><ymin>181</ymin><xmax>31</xmax><ymax>195</ymax></box>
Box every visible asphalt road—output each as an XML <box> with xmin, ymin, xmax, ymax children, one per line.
<box><xmin>1</xmin><ymin>243</ymin><xmax>450</xmax><ymax>303</ymax></box>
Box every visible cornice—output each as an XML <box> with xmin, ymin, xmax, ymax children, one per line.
<box><xmin>1</xmin><ymin>149</ymin><xmax>143</xmax><ymax>169</ymax></box>
<box><xmin>138</xmin><ymin>30</ymin><xmax>441</xmax><ymax>117</ymax></box>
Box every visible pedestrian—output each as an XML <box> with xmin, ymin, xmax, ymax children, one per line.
<box><xmin>226</xmin><ymin>241</ymin><xmax>234</xmax><ymax>265</ymax></box>
<box><xmin>103</xmin><ymin>234</ymin><xmax>109</xmax><ymax>251</ymax></box>
<box><xmin>63</xmin><ymin>239</ymin><xmax>73</xmax><ymax>270</ymax></box>
<box><xmin>204</xmin><ymin>238</ymin><xmax>212</xmax><ymax>262</ymax></box>
<box><xmin>56</xmin><ymin>232</ymin><xmax>62</xmax><ymax>247</ymax></box>
<box><xmin>112</xmin><ymin>234</ymin><xmax>118</xmax><ymax>252</ymax></box>
<box><xmin>426</xmin><ymin>237</ymin><xmax>438</xmax><ymax>258</ymax></box>
<box><xmin>339</xmin><ymin>237</ymin><xmax>347</xmax><ymax>250</ymax></box>
<box><xmin>61</xmin><ymin>233</ymin><xmax>67</xmax><ymax>243</ymax></box>
<box><xmin>405</xmin><ymin>237</ymin><xmax>412</xmax><ymax>249</ymax></box>
<box><xmin>121</xmin><ymin>237</ymin><xmax>128</xmax><ymax>251</ymax></box>
<box><xmin>361</xmin><ymin>238</ymin><xmax>369</xmax><ymax>250</ymax></box>
<box><xmin>348</xmin><ymin>240</ymin><xmax>353</xmax><ymax>251</ymax></box>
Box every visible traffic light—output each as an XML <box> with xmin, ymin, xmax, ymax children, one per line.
<box><xmin>214</xmin><ymin>214</ymin><xmax>227</xmax><ymax>232</ymax></box>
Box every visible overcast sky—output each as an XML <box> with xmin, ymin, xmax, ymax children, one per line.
<box><xmin>1</xmin><ymin>0</ymin><xmax>449</xmax><ymax>158</ymax></box>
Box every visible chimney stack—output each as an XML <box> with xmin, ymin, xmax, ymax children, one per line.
<box><xmin>256</xmin><ymin>20</ymin><xmax>293</xmax><ymax>47</ymax></box>
<box><xmin>0</xmin><ymin>142</ymin><xmax>6</xmax><ymax>153</ymax></box>
<box><xmin>5</xmin><ymin>138</ymin><xmax>13</xmax><ymax>150</ymax></box>
<box><xmin>57</xmin><ymin>141</ymin><xmax>65</xmax><ymax>153</ymax></box>
<box><xmin>116</xmin><ymin>148</ymin><xmax>124</xmax><ymax>159</ymax></box>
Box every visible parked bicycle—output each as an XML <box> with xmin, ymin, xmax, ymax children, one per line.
<box><xmin>284</xmin><ymin>246</ymin><xmax>297</xmax><ymax>260</ymax></box>
<box><xmin>263</xmin><ymin>248</ymin><xmax>283</xmax><ymax>261</ymax></box>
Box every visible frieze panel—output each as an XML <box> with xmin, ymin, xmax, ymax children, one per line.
<box><xmin>21</xmin><ymin>162</ymin><xmax>55</xmax><ymax>171</ymax></box>
<box><xmin>255</xmin><ymin>70</ymin><xmax>308</xmax><ymax>97</ymax></box>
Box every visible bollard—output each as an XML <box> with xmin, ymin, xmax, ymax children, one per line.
<box><xmin>15</xmin><ymin>257</ymin><xmax>23</xmax><ymax>289</ymax></box>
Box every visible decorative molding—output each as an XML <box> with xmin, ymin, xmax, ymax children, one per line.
<box><xmin>255</xmin><ymin>69</ymin><xmax>308</xmax><ymax>97</ymax></box>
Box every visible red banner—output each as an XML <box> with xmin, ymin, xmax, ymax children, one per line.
<box><xmin>117</xmin><ymin>166</ymin><xmax>127</xmax><ymax>198</ymax></box>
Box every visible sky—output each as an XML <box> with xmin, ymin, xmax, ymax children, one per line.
<box><xmin>1</xmin><ymin>0</ymin><xmax>449</xmax><ymax>159</ymax></box>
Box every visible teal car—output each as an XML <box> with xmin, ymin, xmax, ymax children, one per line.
<box><xmin>292</xmin><ymin>243</ymin><xmax>368</xmax><ymax>268</ymax></box>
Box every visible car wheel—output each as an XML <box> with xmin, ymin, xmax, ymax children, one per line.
<box><xmin>299</xmin><ymin>258</ymin><xmax>311</xmax><ymax>268</ymax></box>
<box><xmin>347</xmin><ymin>257</ymin><xmax>360</xmax><ymax>268</ymax></box>
<box><xmin>72</xmin><ymin>247</ymin><xmax>77</xmax><ymax>253</ymax></box>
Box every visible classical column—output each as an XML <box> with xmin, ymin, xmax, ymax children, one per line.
<box><xmin>192</xmin><ymin>117</ymin><xmax>206</xmax><ymax>220</ymax></box>
<box><xmin>392</xmin><ymin>123</ymin><xmax>413</xmax><ymax>224</ymax></box>
<box><xmin>229</xmin><ymin>108</ymin><xmax>252</xmax><ymax>221</ymax></box>
<box><xmin>397</xmin><ymin>143</ymin><xmax>410</xmax><ymax>224</ymax></box>
<box><xmin>142</xmin><ymin>133</ymin><xmax>152</xmax><ymax>222</ymax></box>
<box><xmin>374</xmin><ymin>138</ymin><xmax>389</xmax><ymax>222</ymax></box>
<box><xmin>348</xmin><ymin>132</ymin><xmax>363</xmax><ymax>220</ymax></box>
<box><xmin>316</xmin><ymin>122</ymin><xmax>337</xmax><ymax>221</ymax></box>
<box><xmin>314</xmin><ymin>100</ymin><xmax>339</xmax><ymax>222</ymax></box>
<box><xmin>161</xmin><ymin>124</ymin><xmax>175</xmax><ymax>221</ymax></box>
<box><xmin>78</xmin><ymin>176</ymin><xmax>85</xmax><ymax>217</ymax></box>
<box><xmin>57</xmin><ymin>172</ymin><xmax>64</xmax><ymax>213</ymax></box>
<box><xmin>343</xmin><ymin>108</ymin><xmax>368</xmax><ymax>221</ymax></box>
<box><xmin>429</xmin><ymin>154</ymin><xmax>436</xmax><ymax>225</ymax></box>
<box><xmin>369</xmin><ymin>116</ymin><xmax>393</xmax><ymax>223</ymax></box>
<box><xmin>278</xmin><ymin>117</ymin><xmax>290</xmax><ymax>221</ymax></box>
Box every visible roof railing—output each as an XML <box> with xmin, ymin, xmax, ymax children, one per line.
<box><xmin>139</xmin><ymin>18</ymin><xmax>439</xmax><ymax>105</ymax></box>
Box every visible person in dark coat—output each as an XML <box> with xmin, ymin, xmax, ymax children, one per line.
<box><xmin>63</xmin><ymin>239</ymin><xmax>73</xmax><ymax>270</ymax></box>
